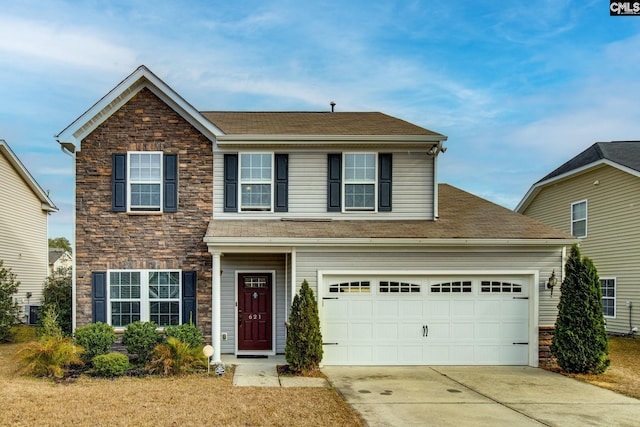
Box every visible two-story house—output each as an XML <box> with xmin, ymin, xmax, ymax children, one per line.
<box><xmin>517</xmin><ymin>141</ymin><xmax>640</xmax><ymax>336</ymax></box>
<box><xmin>56</xmin><ymin>66</ymin><xmax>574</xmax><ymax>366</ymax></box>
<box><xmin>0</xmin><ymin>140</ymin><xmax>58</xmax><ymax>325</ymax></box>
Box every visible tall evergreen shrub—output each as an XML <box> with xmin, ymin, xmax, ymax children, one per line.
<box><xmin>285</xmin><ymin>279</ymin><xmax>323</xmax><ymax>373</ymax></box>
<box><xmin>551</xmin><ymin>244</ymin><xmax>609</xmax><ymax>374</ymax></box>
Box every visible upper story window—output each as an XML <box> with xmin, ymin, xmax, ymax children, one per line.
<box><xmin>327</xmin><ymin>152</ymin><xmax>392</xmax><ymax>213</ymax></box>
<box><xmin>571</xmin><ymin>200</ymin><xmax>587</xmax><ymax>238</ymax></box>
<box><xmin>224</xmin><ymin>153</ymin><xmax>288</xmax><ymax>213</ymax></box>
<box><xmin>112</xmin><ymin>152</ymin><xmax>178</xmax><ymax>213</ymax></box>
<box><xmin>344</xmin><ymin>153</ymin><xmax>376</xmax><ymax>211</ymax></box>
<box><xmin>129</xmin><ymin>152</ymin><xmax>162</xmax><ymax>211</ymax></box>
<box><xmin>600</xmin><ymin>278</ymin><xmax>616</xmax><ymax>318</ymax></box>
<box><xmin>240</xmin><ymin>153</ymin><xmax>273</xmax><ymax>211</ymax></box>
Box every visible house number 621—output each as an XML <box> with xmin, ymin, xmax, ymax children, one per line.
<box><xmin>248</xmin><ymin>314</ymin><xmax>262</xmax><ymax>320</ymax></box>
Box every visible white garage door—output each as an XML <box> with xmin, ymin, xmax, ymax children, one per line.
<box><xmin>321</xmin><ymin>275</ymin><xmax>530</xmax><ymax>365</ymax></box>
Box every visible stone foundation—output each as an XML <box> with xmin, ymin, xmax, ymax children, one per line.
<box><xmin>538</xmin><ymin>325</ymin><xmax>556</xmax><ymax>368</ymax></box>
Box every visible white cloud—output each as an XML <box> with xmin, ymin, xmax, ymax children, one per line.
<box><xmin>0</xmin><ymin>15</ymin><xmax>137</xmax><ymax>72</ymax></box>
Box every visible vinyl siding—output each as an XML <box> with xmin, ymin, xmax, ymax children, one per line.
<box><xmin>523</xmin><ymin>165</ymin><xmax>640</xmax><ymax>334</ymax></box>
<box><xmin>213</xmin><ymin>150</ymin><xmax>434</xmax><ymax>219</ymax></box>
<box><xmin>294</xmin><ymin>247</ymin><xmax>564</xmax><ymax>325</ymax></box>
<box><xmin>0</xmin><ymin>151</ymin><xmax>49</xmax><ymax>316</ymax></box>
<box><xmin>219</xmin><ymin>254</ymin><xmax>288</xmax><ymax>353</ymax></box>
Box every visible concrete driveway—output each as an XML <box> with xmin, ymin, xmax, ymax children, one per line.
<box><xmin>322</xmin><ymin>366</ymin><xmax>640</xmax><ymax>427</ymax></box>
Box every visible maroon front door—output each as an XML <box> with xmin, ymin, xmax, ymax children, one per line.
<box><xmin>238</xmin><ymin>273</ymin><xmax>272</xmax><ymax>351</ymax></box>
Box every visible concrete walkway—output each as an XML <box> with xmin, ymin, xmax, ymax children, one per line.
<box><xmin>221</xmin><ymin>355</ymin><xmax>330</xmax><ymax>388</ymax></box>
<box><xmin>323</xmin><ymin>366</ymin><xmax>640</xmax><ymax>427</ymax></box>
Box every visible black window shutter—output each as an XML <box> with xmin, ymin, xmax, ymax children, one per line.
<box><xmin>163</xmin><ymin>154</ymin><xmax>178</xmax><ymax>212</ymax></box>
<box><xmin>378</xmin><ymin>153</ymin><xmax>392</xmax><ymax>211</ymax></box>
<box><xmin>224</xmin><ymin>154</ymin><xmax>238</xmax><ymax>212</ymax></box>
<box><xmin>182</xmin><ymin>271</ymin><xmax>197</xmax><ymax>325</ymax></box>
<box><xmin>327</xmin><ymin>153</ymin><xmax>342</xmax><ymax>211</ymax></box>
<box><xmin>112</xmin><ymin>154</ymin><xmax>127</xmax><ymax>212</ymax></box>
<box><xmin>274</xmin><ymin>154</ymin><xmax>288</xmax><ymax>212</ymax></box>
<box><xmin>92</xmin><ymin>272</ymin><xmax>107</xmax><ymax>323</ymax></box>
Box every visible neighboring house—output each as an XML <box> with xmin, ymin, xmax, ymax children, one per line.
<box><xmin>517</xmin><ymin>141</ymin><xmax>640</xmax><ymax>336</ymax></box>
<box><xmin>49</xmin><ymin>248</ymin><xmax>72</xmax><ymax>275</ymax></box>
<box><xmin>56</xmin><ymin>66</ymin><xmax>574</xmax><ymax>366</ymax></box>
<box><xmin>0</xmin><ymin>140</ymin><xmax>58</xmax><ymax>325</ymax></box>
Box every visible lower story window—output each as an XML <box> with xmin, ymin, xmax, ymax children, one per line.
<box><xmin>109</xmin><ymin>270</ymin><xmax>181</xmax><ymax>328</ymax></box>
<box><xmin>600</xmin><ymin>278</ymin><xmax>616</xmax><ymax>318</ymax></box>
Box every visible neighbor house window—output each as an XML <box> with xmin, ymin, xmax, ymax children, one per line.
<box><xmin>240</xmin><ymin>153</ymin><xmax>273</xmax><ymax>211</ymax></box>
<box><xmin>108</xmin><ymin>270</ymin><xmax>181</xmax><ymax>328</ymax></box>
<box><xmin>571</xmin><ymin>200</ymin><xmax>587</xmax><ymax>238</ymax></box>
<box><xmin>128</xmin><ymin>152</ymin><xmax>162</xmax><ymax>211</ymax></box>
<box><xmin>600</xmin><ymin>278</ymin><xmax>616</xmax><ymax>318</ymax></box>
<box><xmin>344</xmin><ymin>153</ymin><xmax>376</xmax><ymax>211</ymax></box>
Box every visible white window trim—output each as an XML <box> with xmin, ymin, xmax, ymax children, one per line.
<box><xmin>127</xmin><ymin>151</ymin><xmax>164</xmax><ymax>213</ymax></box>
<box><xmin>107</xmin><ymin>269</ymin><xmax>182</xmax><ymax>329</ymax></box>
<box><xmin>600</xmin><ymin>277</ymin><xmax>616</xmax><ymax>319</ymax></box>
<box><xmin>342</xmin><ymin>152</ymin><xmax>378</xmax><ymax>212</ymax></box>
<box><xmin>238</xmin><ymin>152</ymin><xmax>274</xmax><ymax>213</ymax></box>
<box><xmin>571</xmin><ymin>199</ymin><xmax>587</xmax><ymax>238</ymax></box>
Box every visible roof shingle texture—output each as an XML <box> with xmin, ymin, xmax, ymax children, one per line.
<box><xmin>201</xmin><ymin>112</ymin><xmax>444</xmax><ymax>136</ymax></box>
<box><xmin>205</xmin><ymin>184</ymin><xmax>571</xmax><ymax>241</ymax></box>
<box><xmin>539</xmin><ymin>141</ymin><xmax>640</xmax><ymax>183</ymax></box>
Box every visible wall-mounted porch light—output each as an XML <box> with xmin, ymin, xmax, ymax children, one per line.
<box><xmin>546</xmin><ymin>270</ymin><xmax>558</xmax><ymax>297</ymax></box>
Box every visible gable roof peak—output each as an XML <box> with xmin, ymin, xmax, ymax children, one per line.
<box><xmin>56</xmin><ymin>65</ymin><xmax>223</xmax><ymax>152</ymax></box>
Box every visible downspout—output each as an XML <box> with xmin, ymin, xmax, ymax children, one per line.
<box><xmin>433</xmin><ymin>148</ymin><xmax>439</xmax><ymax>220</ymax></box>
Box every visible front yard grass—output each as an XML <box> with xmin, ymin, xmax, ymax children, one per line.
<box><xmin>564</xmin><ymin>336</ymin><xmax>640</xmax><ymax>400</ymax></box>
<box><xmin>1</xmin><ymin>343</ymin><xmax>363</xmax><ymax>427</ymax></box>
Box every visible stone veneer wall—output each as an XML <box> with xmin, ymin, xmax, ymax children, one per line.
<box><xmin>538</xmin><ymin>325</ymin><xmax>556</xmax><ymax>368</ymax></box>
<box><xmin>75</xmin><ymin>88</ymin><xmax>213</xmax><ymax>340</ymax></box>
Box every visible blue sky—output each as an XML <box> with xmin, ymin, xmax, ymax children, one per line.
<box><xmin>2</xmin><ymin>0</ymin><xmax>640</xmax><ymax>243</ymax></box>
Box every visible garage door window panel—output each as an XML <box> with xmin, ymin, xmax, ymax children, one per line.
<box><xmin>480</xmin><ymin>281</ymin><xmax>522</xmax><ymax>293</ymax></box>
<box><xmin>379</xmin><ymin>281</ymin><xmax>421</xmax><ymax>293</ymax></box>
<box><xmin>329</xmin><ymin>281</ymin><xmax>370</xmax><ymax>293</ymax></box>
<box><xmin>430</xmin><ymin>281</ymin><xmax>472</xmax><ymax>293</ymax></box>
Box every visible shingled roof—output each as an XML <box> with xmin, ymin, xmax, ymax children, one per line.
<box><xmin>201</xmin><ymin>111</ymin><xmax>444</xmax><ymax>136</ymax></box>
<box><xmin>204</xmin><ymin>184</ymin><xmax>573</xmax><ymax>245</ymax></box>
<box><xmin>538</xmin><ymin>141</ymin><xmax>640</xmax><ymax>183</ymax></box>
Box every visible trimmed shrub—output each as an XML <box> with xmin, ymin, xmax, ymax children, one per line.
<box><xmin>0</xmin><ymin>260</ymin><xmax>20</xmax><ymax>342</ymax></box>
<box><xmin>551</xmin><ymin>244</ymin><xmax>610</xmax><ymax>374</ymax></box>
<box><xmin>17</xmin><ymin>336</ymin><xmax>84</xmax><ymax>378</ymax></box>
<box><xmin>285</xmin><ymin>279</ymin><xmax>323</xmax><ymax>374</ymax></box>
<box><xmin>92</xmin><ymin>352</ymin><xmax>129</xmax><ymax>377</ymax></box>
<box><xmin>74</xmin><ymin>322</ymin><xmax>117</xmax><ymax>363</ymax></box>
<box><xmin>122</xmin><ymin>321</ymin><xmax>161</xmax><ymax>364</ymax></box>
<box><xmin>164</xmin><ymin>323</ymin><xmax>204</xmax><ymax>349</ymax></box>
<box><xmin>146</xmin><ymin>337</ymin><xmax>206</xmax><ymax>376</ymax></box>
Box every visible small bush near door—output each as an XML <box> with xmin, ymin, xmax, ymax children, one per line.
<box><xmin>164</xmin><ymin>323</ymin><xmax>204</xmax><ymax>348</ymax></box>
<box><xmin>146</xmin><ymin>337</ymin><xmax>207</xmax><ymax>376</ymax></box>
<box><xmin>285</xmin><ymin>279</ymin><xmax>323</xmax><ymax>374</ymax></box>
